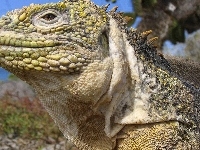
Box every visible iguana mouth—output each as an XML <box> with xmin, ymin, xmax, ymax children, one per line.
<box><xmin>0</xmin><ymin>31</ymin><xmax>95</xmax><ymax>52</ymax></box>
<box><xmin>0</xmin><ymin>38</ymin><xmax>92</xmax><ymax>74</ymax></box>
<box><xmin>0</xmin><ymin>45</ymin><xmax>91</xmax><ymax>73</ymax></box>
<box><xmin>0</xmin><ymin>31</ymin><xmax>59</xmax><ymax>48</ymax></box>
<box><xmin>0</xmin><ymin>29</ymin><xmax>95</xmax><ymax>73</ymax></box>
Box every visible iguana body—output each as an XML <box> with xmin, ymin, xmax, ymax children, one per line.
<box><xmin>0</xmin><ymin>0</ymin><xmax>199</xmax><ymax>149</ymax></box>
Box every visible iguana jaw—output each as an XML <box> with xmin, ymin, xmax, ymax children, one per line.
<box><xmin>0</xmin><ymin>31</ymin><xmax>58</xmax><ymax>47</ymax></box>
<box><xmin>0</xmin><ymin>43</ymin><xmax>94</xmax><ymax>74</ymax></box>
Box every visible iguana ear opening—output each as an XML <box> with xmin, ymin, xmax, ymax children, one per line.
<box><xmin>98</xmin><ymin>30</ymin><xmax>110</xmax><ymax>57</ymax></box>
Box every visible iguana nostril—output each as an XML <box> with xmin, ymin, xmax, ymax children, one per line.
<box><xmin>0</xmin><ymin>16</ymin><xmax>11</xmax><ymax>28</ymax></box>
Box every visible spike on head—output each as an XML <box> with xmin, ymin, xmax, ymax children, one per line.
<box><xmin>158</xmin><ymin>52</ymin><xmax>164</xmax><ymax>58</ymax></box>
<box><xmin>110</xmin><ymin>6</ymin><xmax>118</xmax><ymax>13</ymax></box>
<box><xmin>130</xmin><ymin>27</ymin><xmax>137</xmax><ymax>32</ymax></box>
<box><xmin>101</xmin><ymin>4</ymin><xmax>110</xmax><ymax>11</ymax></box>
<box><xmin>118</xmin><ymin>11</ymin><xmax>124</xmax><ymax>16</ymax></box>
<box><xmin>141</xmin><ymin>30</ymin><xmax>152</xmax><ymax>38</ymax></box>
<box><xmin>123</xmin><ymin>15</ymin><xmax>133</xmax><ymax>24</ymax></box>
<box><xmin>147</xmin><ymin>37</ymin><xmax>158</xmax><ymax>46</ymax></box>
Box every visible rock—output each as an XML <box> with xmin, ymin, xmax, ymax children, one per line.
<box><xmin>184</xmin><ymin>29</ymin><xmax>200</xmax><ymax>62</ymax></box>
<box><xmin>0</xmin><ymin>80</ymin><xmax>36</xmax><ymax>101</ymax></box>
<box><xmin>0</xmin><ymin>134</ymin><xmax>66</xmax><ymax>150</ymax></box>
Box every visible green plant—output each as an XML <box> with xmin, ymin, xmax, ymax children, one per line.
<box><xmin>0</xmin><ymin>97</ymin><xmax>63</xmax><ymax>140</ymax></box>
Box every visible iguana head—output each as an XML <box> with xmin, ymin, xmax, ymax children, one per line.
<box><xmin>0</xmin><ymin>0</ymin><xmax>110</xmax><ymax>74</ymax></box>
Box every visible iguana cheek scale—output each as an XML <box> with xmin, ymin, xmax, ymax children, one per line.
<box><xmin>0</xmin><ymin>0</ymin><xmax>199</xmax><ymax>149</ymax></box>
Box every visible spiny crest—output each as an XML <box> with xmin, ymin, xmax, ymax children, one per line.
<box><xmin>140</xmin><ymin>30</ymin><xmax>158</xmax><ymax>48</ymax></box>
<box><xmin>127</xmin><ymin>28</ymin><xmax>160</xmax><ymax>61</ymax></box>
<box><xmin>127</xmin><ymin>28</ymin><xmax>157</xmax><ymax>46</ymax></box>
<box><xmin>110</xmin><ymin>6</ymin><xmax>118</xmax><ymax>13</ymax></box>
<box><xmin>98</xmin><ymin>2</ymin><xmax>158</xmax><ymax>50</ymax></box>
<box><xmin>141</xmin><ymin>30</ymin><xmax>153</xmax><ymax>39</ymax></box>
<box><xmin>147</xmin><ymin>37</ymin><xmax>158</xmax><ymax>47</ymax></box>
<box><xmin>101</xmin><ymin>4</ymin><xmax>110</xmax><ymax>11</ymax></box>
<box><xmin>129</xmin><ymin>29</ymin><xmax>171</xmax><ymax>71</ymax></box>
<box><xmin>108</xmin><ymin>6</ymin><xmax>128</xmax><ymax>30</ymax></box>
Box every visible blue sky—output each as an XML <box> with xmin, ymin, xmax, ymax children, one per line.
<box><xmin>0</xmin><ymin>0</ymin><xmax>134</xmax><ymax>80</ymax></box>
<box><xmin>0</xmin><ymin>0</ymin><xmax>133</xmax><ymax>16</ymax></box>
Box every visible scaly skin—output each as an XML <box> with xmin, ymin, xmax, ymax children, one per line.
<box><xmin>0</xmin><ymin>0</ymin><xmax>199</xmax><ymax>149</ymax></box>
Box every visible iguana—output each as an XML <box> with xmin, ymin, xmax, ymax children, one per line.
<box><xmin>0</xmin><ymin>0</ymin><xmax>199</xmax><ymax>149</ymax></box>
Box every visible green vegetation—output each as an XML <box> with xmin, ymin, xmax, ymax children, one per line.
<box><xmin>8</xmin><ymin>74</ymin><xmax>20</xmax><ymax>81</ymax></box>
<box><xmin>0</xmin><ymin>97</ymin><xmax>63</xmax><ymax>140</ymax></box>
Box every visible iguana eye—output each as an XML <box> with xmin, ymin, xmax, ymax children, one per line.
<box><xmin>33</xmin><ymin>9</ymin><xmax>64</xmax><ymax>29</ymax></box>
<box><xmin>41</xmin><ymin>13</ymin><xmax>57</xmax><ymax>21</ymax></box>
<box><xmin>39</xmin><ymin>11</ymin><xmax>60</xmax><ymax>24</ymax></box>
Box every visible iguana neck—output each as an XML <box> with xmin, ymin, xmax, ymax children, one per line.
<box><xmin>99</xmin><ymin>17</ymin><xmax>198</xmax><ymax>138</ymax></box>
<box><xmin>15</xmin><ymin>69</ymin><xmax>114</xmax><ymax>149</ymax></box>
